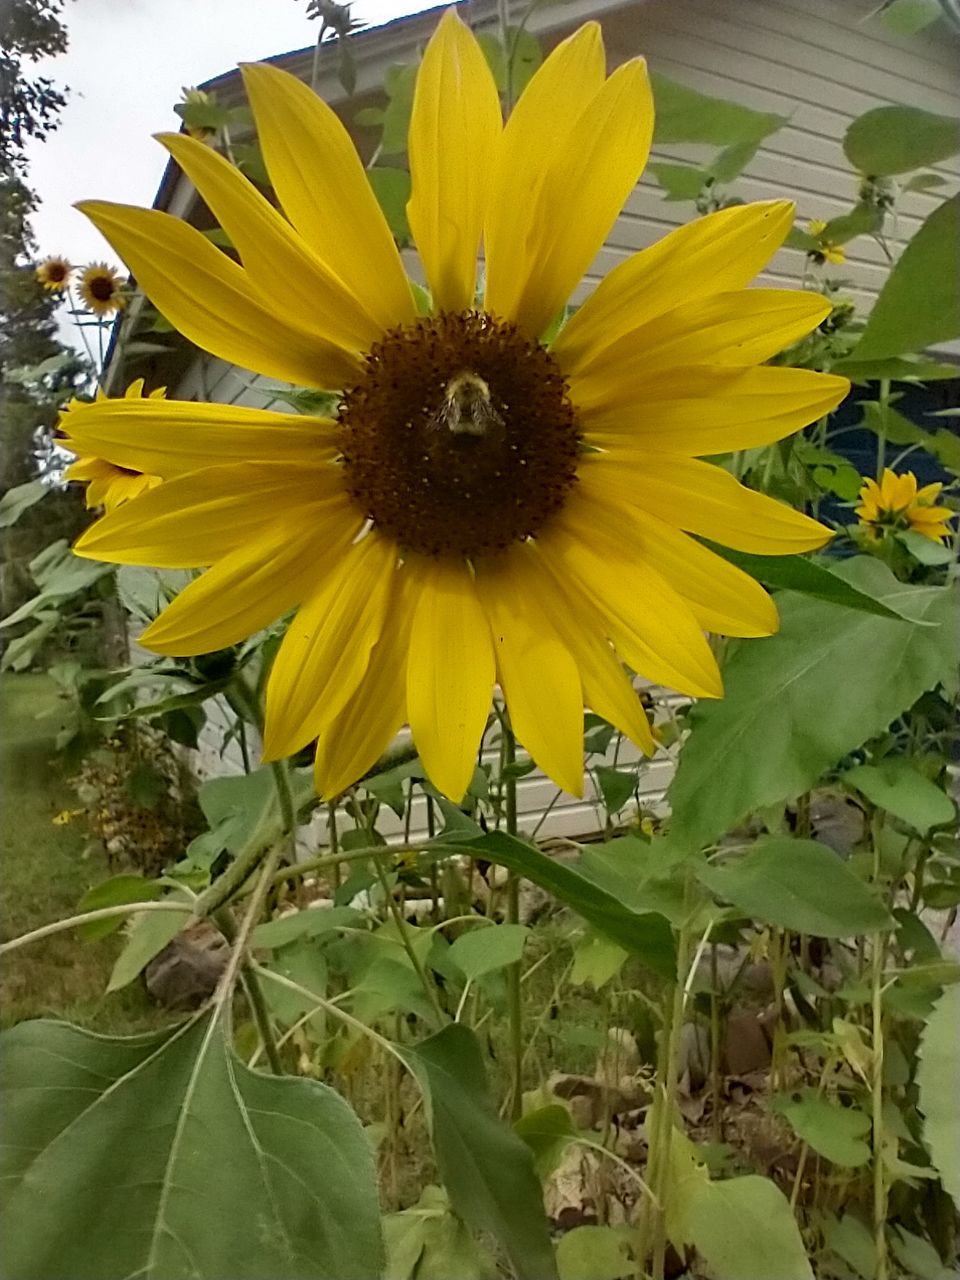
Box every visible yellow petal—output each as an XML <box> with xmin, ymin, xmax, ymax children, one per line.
<box><xmin>314</xmin><ymin>575</ymin><xmax>414</xmax><ymax>800</ymax></box>
<box><xmin>77</xmin><ymin>201</ymin><xmax>360</xmax><ymax>389</ymax></box>
<box><xmin>483</xmin><ymin>23</ymin><xmax>606</xmax><ymax>330</ymax></box>
<box><xmin>58</xmin><ymin>397</ymin><xmax>337</xmax><ymax>478</ymax></box>
<box><xmin>553</xmin><ymin>201</ymin><xmax>795</xmax><ymax>374</ymax></box>
<box><xmin>891</xmin><ymin>471</ymin><xmax>918</xmax><ymax>510</ymax></box>
<box><xmin>406</xmin><ymin>557</ymin><xmax>495</xmax><ymax>802</ymax></box>
<box><xmin>489</xmin><ymin>53</ymin><xmax>654</xmax><ymax>338</ymax></box>
<box><xmin>262</xmin><ymin>534</ymin><xmax>397</xmax><ymax>761</ymax></box>
<box><xmin>579</xmin><ymin>365</ymin><xmax>850</xmax><ymax>455</ymax></box>
<box><xmin>508</xmin><ymin>543</ymin><xmax>655</xmax><ymax>755</ymax></box>
<box><xmin>916</xmin><ymin>482</ymin><xmax>944</xmax><ymax>504</ymax></box>
<box><xmin>476</xmin><ymin>553</ymin><xmax>585</xmax><ymax>797</ymax></box>
<box><xmin>539</xmin><ymin>515</ymin><xmax>722</xmax><ymax>699</ymax></box>
<box><xmin>157</xmin><ymin>132</ymin><xmax>382</xmax><ymax>351</ymax></box>
<box><xmin>141</xmin><ymin>521</ymin><xmax>342</xmax><ymax>656</ymax></box>
<box><xmin>407</xmin><ymin>10</ymin><xmax>501</xmax><ymax>312</ymax></box>
<box><xmin>240</xmin><ymin>62</ymin><xmax>414</xmax><ymax>332</ymax></box>
<box><xmin>74</xmin><ymin>463</ymin><xmax>354</xmax><ymax>567</ymax></box>
<box><xmin>570</xmin><ymin>290</ymin><xmax>831</xmax><ymax>389</ymax></box>
<box><xmin>579</xmin><ymin>453</ymin><xmax>832</xmax><ymax>555</ymax></box>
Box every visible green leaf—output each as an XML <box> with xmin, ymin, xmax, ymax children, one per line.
<box><xmin>651</xmin><ymin>71</ymin><xmax>786</xmax><ymax>148</ymax></box>
<box><xmin>697</xmin><ymin>837</ymin><xmax>893</xmax><ymax>937</ymax></box>
<box><xmin>379</xmin><ymin>63</ymin><xmax>416</xmax><ymax>155</ymax></box>
<box><xmin>76</xmin><ymin>874</ymin><xmax>163</xmax><ymax>941</ymax></box>
<box><xmin>822</xmin><ymin>1213</ymin><xmax>875</xmax><ymax>1280</ymax></box>
<box><xmin>405</xmin><ymin>1025</ymin><xmax>558</xmax><ymax>1280</ymax></box>
<box><xmin>383</xmin><ymin>1186</ymin><xmax>498</xmax><ymax>1280</ymax></box>
<box><xmin>667</xmin><ymin>558</ymin><xmax>958</xmax><ymax>852</ymax></box>
<box><xmin>515</xmin><ymin>1103</ymin><xmax>578</xmax><ymax>1181</ymax></box>
<box><xmin>0</xmin><ymin>1011</ymin><xmax>384</xmax><ymax>1279</ymax></box>
<box><xmin>368</xmin><ymin>165</ymin><xmax>411</xmax><ymax>244</ymax></box>
<box><xmin>822</xmin><ymin>203</ymin><xmax>883</xmax><ymax>244</ymax></box>
<box><xmin>198</xmin><ymin>765</ymin><xmax>313</xmax><ymax>860</ymax></box>
<box><xmin>467</xmin><ymin>831</ymin><xmax>676</xmax><ymax>979</ymax></box>
<box><xmin>844</xmin><ymin>105</ymin><xmax>960</xmax><ymax>176</ymax></box>
<box><xmin>898</xmin><ymin>529</ymin><xmax>956</xmax><ymax>565</ymax></box>
<box><xmin>594</xmin><ymin>765</ymin><xmax>638</xmax><ymax>813</ymax></box>
<box><xmin>680</xmin><ymin>1175</ymin><xmax>813</xmax><ymax>1280</ymax></box>
<box><xmin>707</xmin><ymin>546</ymin><xmax>930</xmax><ymax>623</ymax></box>
<box><xmin>106</xmin><ymin>896</ymin><xmax>192</xmax><ymax>991</ymax></box>
<box><xmin>917</xmin><ymin>983</ymin><xmax>960</xmax><ymax>1208</ymax></box>
<box><xmin>0</xmin><ymin>479</ymin><xmax>47</xmax><ymax>528</ymax></box>
<box><xmin>890</xmin><ymin>1226</ymin><xmax>955</xmax><ymax>1280</ymax></box>
<box><xmin>850</xmin><ymin>194</ymin><xmax>960</xmax><ymax>360</ymax></box>
<box><xmin>477</xmin><ymin>28</ymin><xmax>542</xmax><ymax>97</ymax></box>
<box><xmin>648</xmin><ymin>161</ymin><xmax>709</xmax><ymax>201</ymax></box>
<box><xmin>880</xmin><ymin>0</ymin><xmax>943</xmax><ymax>33</ymax></box>
<box><xmin>842</xmin><ymin>760</ymin><xmax>955</xmax><ymax>833</ymax></box>
<box><xmin>570</xmin><ymin>930</ymin><xmax>628</xmax><ymax>990</ymax></box>
<box><xmin>772</xmin><ymin>1090</ymin><xmax>872</xmax><ymax>1166</ymax></box>
<box><xmin>832</xmin><ymin>355</ymin><xmax>960</xmax><ymax>382</ymax></box>
<box><xmin>252</xmin><ymin>905</ymin><xmax>362</xmax><ymax>950</ymax></box>
<box><xmin>556</xmin><ymin>1225</ymin><xmax>634</xmax><ymax>1280</ymax></box>
<box><xmin>448</xmin><ymin>922</ymin><xmax>528</xmax><ymax>981</ymax></box>
<box><xmin>858</xmin><ymin>398</ymin><xmax>928</xmax><ymax>444</ymax></box>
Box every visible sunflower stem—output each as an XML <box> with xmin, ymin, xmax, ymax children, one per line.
<box><xmin>215</xmin><ymin>906</ymin><xmax>284</xmax><ymax>1075</ymax></box>
<box><xmin>869</xmin><ymin>813</ymin><xmax>889</xmax><ymax>1280</ymax></box>
<box><xmin>875</xmin><ymin>377</ymin><xmax>891</xmax><ymax>480</ymax></box>
<box><xmin>371</xmin><ymin>850</ymin><xmax>445</xmax><ymax>1024</ymax></box>
<box><xmin>502</xmin><ymin>718</ymin><xmax>525</xmax><ymax>1122</ymax></box>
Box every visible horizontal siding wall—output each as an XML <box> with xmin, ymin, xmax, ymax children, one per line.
<box><xmin>171</xmin><ymin>0</ymin><xmax>959</xmax><ymax>841</ymax></box>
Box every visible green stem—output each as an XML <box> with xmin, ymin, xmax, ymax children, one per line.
<box><xmin>372</xmin><ymin>851</ymin><xmax>445</xmax><ymax>1023</ymax></box>
<box><xmin>215</xmin><ymin>907</ymin><xmax>283</xmax><ymax>1075</ymax></box>
<box><xmin>503</xmin><ymin>718</ymin><xmax>524</xmax><ymax>1122</ymax></box>
<box><xmin>870</xmin><ymin>823</ymin><xmax>889</xmax><ymax>1280</ymax></box>
<box><xmin>0</xmin><ymin>899</ymin><xmax>193</xmax><ymax>956</ymax></box>
<box><xmin>876</xmin><ymin>377</ymin><xmax>891</xmax><ymax>479</ymax></box>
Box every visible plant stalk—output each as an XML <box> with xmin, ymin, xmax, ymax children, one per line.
<box><xmin>503</xmin><ymin>718</ymin><xmax>525</xmax><ymax>1121</ymax></box>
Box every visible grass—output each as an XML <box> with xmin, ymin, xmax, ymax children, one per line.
<box><xmin>0</xmin><ymin>672</ymin><xmax>168</xmax><ymax>1033</ymax></box>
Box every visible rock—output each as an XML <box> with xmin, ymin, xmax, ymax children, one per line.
<box><xmin>677</xmin><ymin>1021</ymin><xmax>710</xmax><ymax>1091</ymax></box>
<box><xmin>724</xmin><ymin>1008</ymin><xmax>772</xmax><ymax>1075</ymax></box>
<box><xmin>144</xmin><ymin>921</ymin><xmax>229</xmax><ymax>1010</ymax></box>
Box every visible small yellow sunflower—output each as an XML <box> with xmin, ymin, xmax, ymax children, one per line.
<box><xmin>78</xmin><ymin>262</ymin><xmax>127</xmax><ymax>315</ymax></box>
<box><xmin>69</xmin><ymin>14</ymin><xmax>848</xmax><ymax>801</ymax></box>
<box><xmin>63</xmin><ymin>381</ymin><xmax>164</xmax><ymax>512</ymax></box>
<box><xmin>856</xmin><ymin>469</ymin><xmax>955</xmax><ymax>545</ymax></box>
<box><xmin>806</xmin><ymin>220</ymin><xmax>845</xmax><ymax>266</ymax></box>
<box><xmin>36</xmin><ymin>255</ymin><xmax>73</xmax><ymax>291</ymax></box>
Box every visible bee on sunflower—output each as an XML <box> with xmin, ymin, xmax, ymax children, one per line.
<box><xmin>78</xmin><ymin>262</ymin><xmax>127</xmax><ymax>316</ymax></box>
<box><xmin>36</xmin><ymin>255</ymin><xmax>73</xmax><ymax>291</ymax></box>
<box><xmin>856</xmin><ymin>469</ymin><xmax>955</xmax><ymax>546</ymax></box>
<box><xmin>806</xmin><ymin>219</ymin><xmax>846</xmax><ymax>266</ymax></box>
<box><xmin>62</xmin><ymin>381</ymin><xmax>165</xmax><ymax>512</ymax></box>
<box><xmin>66</xmin><ymin>13</ymin><xmax>848</xmax><ymax>801</ymax></box>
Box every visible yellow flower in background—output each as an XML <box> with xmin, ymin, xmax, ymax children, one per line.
<box><xmin>63</xmin><ymin>381</ymin><xmax>164</xmax><ymax>512</ymax></box>
<box><xmin>36</xmin><ymin>255</ymin><xmax>73</xmax><ymax>291</ymax></box>
<box><xmin>69</xmin><ymin>13</ymin><xmax>847</xmax><ymax>801</ymax></box>
<box><xmin>78</xmin><ymin>262</ymin><xmax>126</xmax><ymax>315</ymax></box>
<box><xmin>806</xmin><ymin>220</ymin><xmax>846</xmax><ymax>266</ymax></box>
<box><xmin>856</xmin><ymin>469</ymin><xmax>954</xmax><ymax>545</ymax></box>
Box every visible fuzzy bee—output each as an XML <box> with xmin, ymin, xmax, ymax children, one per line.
<box><xmin>429</xmin><ymin>372</ymin><xmax>504</xmax><ymax>438</ymax></box>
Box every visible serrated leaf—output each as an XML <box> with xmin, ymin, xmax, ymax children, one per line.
<box><xmin>448</xmin><ymin>922</ymin><xmax>528</xmax><ymax>981</ymax></box>
<box><xmin>917</xmin><ymin>983</ymin><xmax>960</xmax><ymax>1208</ymax></box>
<box><xmin>405</xmin><ymin>1025</ymin><xmax>558</xmax><ymax>1280</ymax></box>
<box><xmin>0</xmin><ymin>1011</ymin><xmax>384</xmax><ymax>1279</ymax></box>
<box><xmin>697</xmin><ymin>838</ymin><xmax>893</xmax><ymax>937</ymax></box>
<box><xmin>842</xmin><ymin>760</ymin><xmax>955</xmax><ymax>833</ymax></box>
<box><xmin>667</xmin><ymin>558</ymin><xmax>958</xmax><ymax>852</ymax></box>
<box><xmin>772</xmin><ymin>1090</ymin><xmax>872</xmax><ymax>1166</ymax></box>
<box><xmin>844</xmin><ymin>105</ymin><xmax>960</xmax><ymax>175</ymax></box>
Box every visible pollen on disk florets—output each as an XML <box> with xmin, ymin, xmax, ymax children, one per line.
<box><xmin>338</xmin><ymin>311</ymin><xmax>582</xmax><ymax>558</ymax></box>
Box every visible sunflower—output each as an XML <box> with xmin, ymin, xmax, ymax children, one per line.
<box><xmin>68</xmin><ymin>14</ymin><xmax>847</xmax><ymax>801</ymax></box>
<box><xmin>856</xmin><ymin>469</ymin><xmax>955</xmax><ymax>545</ymax></box>
<box><xmin>78</xmin><ymin>262</ymin><xmax>127</xmax><ymax>315</ymax></box>
<box><xmin>806</xmin><ymin>220</ymin><xmax>845</xmax><ymax>266</ymax></box>
<box><xmin>63</xmin><ymin>381</ymin><xmax>164</xmax><ymax>512</ymax></box>
<box><xmin>36</xmin><ymin>255</ymin><xmax>73</xmax><ymax>291</ymax></box>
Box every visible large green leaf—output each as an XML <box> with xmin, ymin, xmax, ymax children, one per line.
<box><xmin>447</xmin><ymin>922</ymin><xmax>528</xmax><ymax>981</ymax></box>
<box><xmin>842</xmin><ymin>760</ymin><xmax>955</xmax><ymax>834</ymax></box>
<box><xmin>0</xmin><ymin>1011</ymin><xmax>384</xmax><ymax>1279</ymax></box>
<box><xmin>917</xmin><ymin>983</ymin><xmax>960</xmax><ymax>1209</ymax></box>
<box><xmin>850</xmin><ymin>195</ymin><xmax>960</xmax><ymax>359</ymax></box>
<box><xmin>0</xmin><ymin>479</ymin><xmax>47</xmax><ymax>528</ymax></box>
<box><xmin>844</xmin><ymin>105</ymin><xmax>960</xmax><ymax>176</ymax></box>
<box><xmin>772</xmin><ymin>1090</ymin><xmax>872</xmax><ymax>1166</ymax></box>
<box><xmin>556</xmin><ymin>1226</ymin><xmax>634</xmax><ymax>1280</ymax></box>
<box><xmin>667</xmin><ymin>558</ymin><xmax>957</xmax><ymax>852</ymax></box>
<box><xmin>682</xmin><ymin>1175</ymin><xmax>813</xmax><ymax>1280</ymax></box>
<box><xmin>697</xmin><ymin>838</ymin><xmax>893</xmax><ymax>937</ymax></box>
<box><xmin>405</xmin><ymin>1025</ymin><xmax>558</xmax><ymax>1280</ymax></box>
<box><xmin>651</xmin><ymin>72</ymin><xmax>786</xmax><ymax>149</ymax></box>
<box><xmin>465</xmin><ymin>831</ymin><xmax>676</xmax><ymax>979</ymax></box>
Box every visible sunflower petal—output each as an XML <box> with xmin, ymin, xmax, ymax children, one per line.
<box><xmin>262</xmin><ymin>534</ymin><xmax>397</xmax><ymax>761</ymax></box>
<box><xmin>488</xmin><ymin>54</ymin><xmax>654</xmax><ymax>339</ymax></box>
<box><xmin>579</xmin><ymin>453</ymin><xmax>832</xmax><ymax>555</ymax></box>
<box><xmin>406</xmin><ymin>557</ymin><xmax>495</xmax><ymax>802</ymax></box>
<box><xmin>407</xmin><ymin>10</ymin><xmax>501</xmax><ymax>313</ymax></box>
<box><xmin>553</xmin><ymin>201</ymin><xmax>795</xmax><ymax>374</ymax></box>
<box><xmin>74</xmin><ymin>463</ymin><xmax>354</xmax><ymax>567</ymax></box>
<box><xmin>314</xmin><ymin>572</ymin><xmax>415</xmax><ymax>801</ymax></box>
<box><xmin>476</xmin><ymin>553</ymin><xmax>585</xmax><ymax>797</ymax></box>
<box><xmin>240</xmin><ymin>62</ymin><xmax>414</xmax><ymax>332</ymax></box>
<box><xmin>579</xmin><ymin>365</ymin><xmax>850</xmax><ymax>454</ymax></box>
<box><xmin>141</xmin><ymin>521</ymin><xmax>340</xmax><ymax>656</ymax></box>
<box><xmin>157</xmin><ymin>132</ymin><xmax>381</xmax><ymax>351</ymax></box>
<box><xmin>483</xmin><ymin>23</ymin><xmax>605</xmax><ymax>330</ymax></box>
<box><xmin>572</xmin><ymin>289</ymin><xmax>831</xmax><ymax>388</ymax></box>
<box><xmin>59</xmin><ymin>397</ymin><xmax>337</xmax><ymax>478</ymax></box>
<box><xmin>76</xmin><ymin>201</ymin><xmax>360</xmax><ymax>389</ymax></box>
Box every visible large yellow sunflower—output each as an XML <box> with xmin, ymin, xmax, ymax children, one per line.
<box><xmin>856</xmin><ymin>469</ymin><xmax>955</xmax><ymax>545</ymax></box>
<box><xmin>63</xmin><ymin>381</ymin><xmax>164</xmax><ymax>512</ymax></box>
<box><xmin>68</xmin><ymin>14</ymin><xmax>848</xmax><ymax>801</ymax></box>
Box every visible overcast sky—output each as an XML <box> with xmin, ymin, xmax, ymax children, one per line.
<box><xmin>25</xmin><ymin>0</ymin><xmax>433</xmax><ymax>329</ymax></box>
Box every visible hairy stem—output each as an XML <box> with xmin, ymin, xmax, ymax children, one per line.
<box><xmin>503</xmin><ymin>718</ymin><xmax>525</xmax><ymax>1122</ymax></box>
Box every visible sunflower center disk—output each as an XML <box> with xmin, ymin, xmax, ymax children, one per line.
<box><xmin>338</xmin><ymin>311</ymin><xmax>582</xmax><ymax>558</ymax></box>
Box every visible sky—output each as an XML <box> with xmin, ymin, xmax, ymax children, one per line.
<box><xmin>24</xmin><ymin>0</ymin><xmax>433</xmax><ymax>339</ymax></box>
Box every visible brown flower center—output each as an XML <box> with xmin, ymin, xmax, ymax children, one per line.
<box><xmin>89</xmin><ymin>275</ymin><xmax>116</xmax><ymax>301</ymax></box>
<box><xmin>337</xmin><ymin>311</ymin><xmax>581</xmax><ymax>558</ymax></box>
